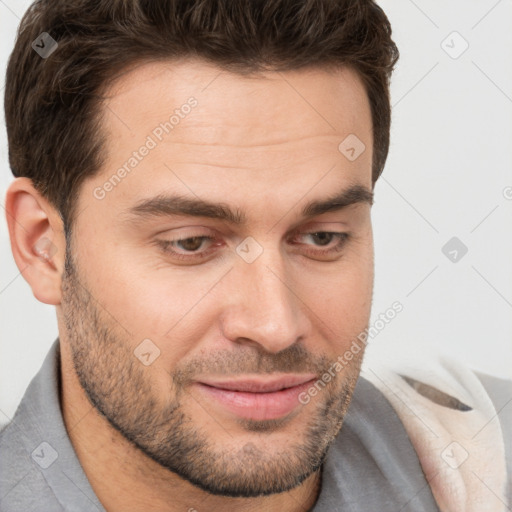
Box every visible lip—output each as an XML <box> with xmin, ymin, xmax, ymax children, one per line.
<box><xmin>193</xmin><ymin>374</ymin><xmax>317</xmax><ymax>421</ymax></box>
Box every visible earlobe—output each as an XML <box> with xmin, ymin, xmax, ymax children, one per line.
<box><xmin>4</xmin><ymin>177</ymin><xmax>66</xmax><ymax>306</ymax></box>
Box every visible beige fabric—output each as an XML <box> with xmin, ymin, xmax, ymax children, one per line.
<box><xmin>363</xmin><ymin>358</ymin><xmax>508</xmax><ymax>512</ymax></box>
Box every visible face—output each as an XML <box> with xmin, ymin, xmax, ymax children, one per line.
<box><xmin>60</xmin><ymin>59</ymin><xmax>374</xmax><ymax>497</ymax></box>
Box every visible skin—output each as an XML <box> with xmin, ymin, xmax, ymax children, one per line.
<box><xmin>6</xmin><ymin>59</ymin><xmax>374</xmax><ymax>512</ymax></box>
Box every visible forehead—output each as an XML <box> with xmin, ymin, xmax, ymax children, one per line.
<box><xmin>101</xmin><ymin>58</ymin><xmax>371</xmax><ymax>149</ymax></box>
<box><xmin>80</xmin><ymin>59</ymin><xmax>373</xmax><ymax>221</ymax></box>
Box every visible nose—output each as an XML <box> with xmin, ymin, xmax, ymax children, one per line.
<box><xmin>219</xmin><ymin>247</ymin><xmax>311</xmax><ymax>354</ymax></box>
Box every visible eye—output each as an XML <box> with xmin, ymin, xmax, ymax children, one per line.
<box><xmin>156</xmin><ymin>234</ymin><xmax>221</xmax><ymax>261</ymax></box>
<box><xmin>303</xmin><ymin>232</ymin><xmax>339</xmax><ymax>246</ymax></box>
<box><xmin>174</xmin><ymin>236</ymin><xmax>209</xmax><ymax>252</ymax></box>
<box><xmin>291</xmin><ymin>231</ymin><xmax>350</xmax><ymax>259</ymax></box>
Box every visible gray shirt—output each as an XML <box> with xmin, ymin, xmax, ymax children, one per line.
<box><xmin>0</xmin><ymin>340</ymin><xmax>508</xmax><ymax>511</ymax></box>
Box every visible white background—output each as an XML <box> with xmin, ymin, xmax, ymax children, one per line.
<box><xmin>1</xmin><ymin>0</ymin><xmax>512</xmax><ymax>426</ymax></box>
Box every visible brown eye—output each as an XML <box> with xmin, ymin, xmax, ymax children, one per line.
<box><xmin>309</xmin><ymin>232</ymin><xmax>335</xmax><ymax>246</ymax></box>
<box><xmin>290</xmin><ymin>231</ymin><xmax>350</xmax><ymax>260</ymax></box>
<box><xmin>177</xmin><ymin>237</ymin><xmax>206</xmax><ymax>252</ymax></box>
<box><xmin>156</xmin><ymin>234</ymin><xmax>221</xmax><ymax>263</ymax></box>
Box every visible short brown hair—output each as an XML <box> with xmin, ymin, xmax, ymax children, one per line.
<box><xmin>4</xmin><ymin>0</ymin><xmax>399</xmax><ymax>229</ymax></box>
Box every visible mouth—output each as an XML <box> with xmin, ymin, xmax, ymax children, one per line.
<box><xmin>193</xmin><ymin>374</ymin><xmax>317</xmax><ymax>421</ymax></box>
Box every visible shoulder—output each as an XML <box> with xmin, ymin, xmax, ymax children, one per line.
<box><xmin>0</xmin><ymin>405</ymin><xmax>63</xmax><ymax>511</ymax></box>
<box><xmin>362</xmin><ymin>356</ymin><xmax>511</xmax><ymax>512</ymax></box>
<box><xmin>0</xmin><ymin>340</ymin><xmax>103</xmax><ymax>511</ymax></box>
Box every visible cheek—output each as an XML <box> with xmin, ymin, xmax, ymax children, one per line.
<box><xmin>78</xmin><ymin>240</ymin><xmax>224</xmax><ymax>364</ymax></box>
<box><xmin>303</xmin><ymin>244</ymin><xmax>374</xmax><ymax>348</ymax></box>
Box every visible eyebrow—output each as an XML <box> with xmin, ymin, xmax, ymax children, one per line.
<box><xmin>123</xmin><ymin>184</ymin><xmax>373</xmax><ymax>225</ymax></box>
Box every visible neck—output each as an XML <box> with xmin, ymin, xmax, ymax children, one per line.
<box><xmin>59</xmin><ymin>341</ymin><xmax>322</xmax><ymax>512</ymax></box>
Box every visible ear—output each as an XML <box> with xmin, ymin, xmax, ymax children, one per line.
<box><xmin>5</xmin><ymin>177</ymin><xmax>66</xmax><ymax>305</ymax></box>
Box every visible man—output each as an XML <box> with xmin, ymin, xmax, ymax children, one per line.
<box><xmin>1</xmin><ymin>1</ymin><xmax>510</xmax><ymax>511</ymax></box>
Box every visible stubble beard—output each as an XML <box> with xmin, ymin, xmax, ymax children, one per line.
<box><xmin>60</xmin><ymin>247</ymin><xmax>364</xmax><ymax>497</ymax></box>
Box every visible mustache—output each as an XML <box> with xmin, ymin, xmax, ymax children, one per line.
<box><xmin>171</xmin><ymin>344</ymin><xmax>333</xmax><ymax>385</ymax></box>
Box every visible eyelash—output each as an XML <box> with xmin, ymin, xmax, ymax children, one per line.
<box><xmin>156</xmin><ymin>231</ymin><xmax>350</xmax><ymax>262</ymax></box>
